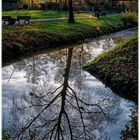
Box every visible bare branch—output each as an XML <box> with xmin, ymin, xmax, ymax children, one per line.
<box><xmin>63</xmin><ymin>109</ymin><xmax>73</xmax><ymax>140</ymax></box>
<box><xmin>7</xmin><ymin>67</ymin><xmax>15</xmax><ymax>83</ymax></box>
<box><xmin>30</xmin><ymin>85</ymin><xmax>63</xmax><ymax>98</ymax></box>
<box><xmin>68</xmin><ymin>86</ymin><xmax>87</xmax><ymax>138</ymax></box>
<box><xmin>15</xmin><ymin>92</ymin><xmax>61</xmax><ymax>138</ymax></box>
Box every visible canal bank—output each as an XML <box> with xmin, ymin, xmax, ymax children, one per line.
<box><xmin>2</xmin><ymin>15</ymin><xmax>137</xmax><ymax>66</ymax></box>
<box><xmin>83</xmin><ymin>35</ymin><xmax>138</xmax><ymax>103</ymax></box>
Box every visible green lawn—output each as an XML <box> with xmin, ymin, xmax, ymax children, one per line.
<box><xmin>3</xmin><ymin>16</ymin><xmax>122</xmax><ymax>34</ymax></box>
<box><xmin>2</xmin><ymin>10</ymin><xmax>91</xmax><ymax>19</ymax></box>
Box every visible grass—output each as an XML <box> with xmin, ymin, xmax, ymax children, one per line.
<box><xmin>83</xmin><ymin>35</ymin><xmax>138</xmax><ymax>103</ymax></box>
<box><xmin>2</xmin><ymin>15</ymin><xmax>136</xmax><ymax>66</ymax></box>
<box><xmin>3</xmin><ymin>15</ymin><xmax>128</xmax><ymax>34</ymax></box>
<box><xmin>2</xmin><ymin>10</ymin><xmax>91</xmax><ymax>19</ymax></box>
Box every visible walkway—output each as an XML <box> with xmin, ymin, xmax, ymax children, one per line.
<box><xmin>30</xmin><ymin>16</ymin><xmax>92</xmax><ymax>22</ymax></box>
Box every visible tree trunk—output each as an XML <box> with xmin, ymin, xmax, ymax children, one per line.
<box><xmin>31</xmin><ymin>0</ymin><xmax>34</xmax><ymax>8</ymax></box>
<box><xmin>68</xmin><ymin>0</ymin><xmax>75</xmax><ymax>23</ymax></box>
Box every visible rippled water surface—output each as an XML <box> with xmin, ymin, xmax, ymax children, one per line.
<box><xmin>2</xmin><ymin>28</ymin><xmax>137</xmax><ymax>140</ymax></box>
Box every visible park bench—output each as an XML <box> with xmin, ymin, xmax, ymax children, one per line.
<box><xmin>2</xmin><ymin>16</ymin><xmax>11</xmax><ymax>24</ymax></box>
<box><xmin>100</xmin><ymin>11</ymin><xmax>106</xmax><ymax>17</ymax></box>
<box><xmin>17</xmin><ymin>16</ymin><xmax>31</xmax><ymax>24</ymax></box>
<box><xmin>92</xmin><ymin>11</ymin><xmax>106</xmax><ymax>18</ymax></box>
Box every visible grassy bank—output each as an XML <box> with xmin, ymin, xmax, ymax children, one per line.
<box><xmin>2</xmin><ymin>15</ymin><xmax>136</xmax><ymax>66</ymax></box>
<box><xmin>83</xmin><ymin>35</ymin><xmax>138</xmax><ymax>103</ymax></box>
<box><xmin>2</xmin><ymin>10</ymin><xmax>91</xmax><ymax>19</ymax></box>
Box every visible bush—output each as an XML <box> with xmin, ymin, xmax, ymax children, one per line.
<box><xmin>120</xmin><ymin>12</ymin><xmax>138</xmax><ymax>26</ymax></box>
<box><xmin>2</xmin><ymin>130</ymin><xmax>11</xmax><ymax>140</ymax></box>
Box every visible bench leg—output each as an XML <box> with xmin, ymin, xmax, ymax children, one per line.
<box><xmin>7</xmin><ymin>21</ymin><xmax>9</xmax><ymax>25</ymax></box>
<box><xmin>25</xmin><ymin>20</ymin><xmax>29</xmax><ymax>24</ymax></box>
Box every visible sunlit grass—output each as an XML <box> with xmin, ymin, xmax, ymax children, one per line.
<box><xmin>3</xmin><ymin>16</ymin><xmax>122</xmax><ymax>34</ymax></box>
<box><xmin>2</xmin><ymin>10</ymin><xmax>91</xmax><ymax>19</ymax></box>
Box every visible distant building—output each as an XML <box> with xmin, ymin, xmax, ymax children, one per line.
<box><xmin>2</xmin><ymin>0</ymin><xmax>19</xmax><ymax>11</ymax></box>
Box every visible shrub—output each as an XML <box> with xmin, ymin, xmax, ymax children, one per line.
<box><xmin>2</xmin><ymin>130</ymin><xmax>11</xmax><ymax>140</ymax></box>
<box><xmin>120</xmin><ymin>12</ymin><xmax>138</xmax><ymax>26</ymax></box>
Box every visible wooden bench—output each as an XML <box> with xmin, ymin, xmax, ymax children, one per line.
<box><xmin>93</xmin><ymin>11</ymin><xmax>106</xmax><ymax>18</ymax></box>
<box><xmin>17</xmin><ymin>16</ymin><xmax>31</xmax><ymax>24</ymax></box>
<box><xmin>100</xmin><ymin>11</ymin><xmax>106</xmax><ymax>17</ymax></box>
<box><xmin>2</xmin><ymin>16</ymin><xmax>11</xmax><ymax>24</ymax></box>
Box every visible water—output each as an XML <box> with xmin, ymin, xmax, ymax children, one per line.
<box><xmin>2</xmin><ymin>28</ymin><xmax>137</xmax><ymax>140</ymax></box>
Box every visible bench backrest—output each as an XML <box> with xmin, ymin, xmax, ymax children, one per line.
<box><xmin>17</xmin><ymin>16</ymin><xmax>31</xmax><ymax>20</ymax></box>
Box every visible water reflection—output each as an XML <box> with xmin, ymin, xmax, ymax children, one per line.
<box><xmin>7</xmin><ymin>48</ymin><xmax>121</xmax><ymax>140</ymax></box>
<box><xmin>2</xmin><ymin>28</ymin><xmax>137</xmax><ymax>140</ymax></box>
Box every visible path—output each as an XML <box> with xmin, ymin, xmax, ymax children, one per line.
<box><xmin>30</xmin><ymin>16</ymin><xmax>92</xmax><ymax>22</ymax></box>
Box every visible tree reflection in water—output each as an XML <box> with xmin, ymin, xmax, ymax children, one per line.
<box><xmin>8</xmin><ymin>47</ymin><xmax>121</xmax><ymax>140</ymax></box>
